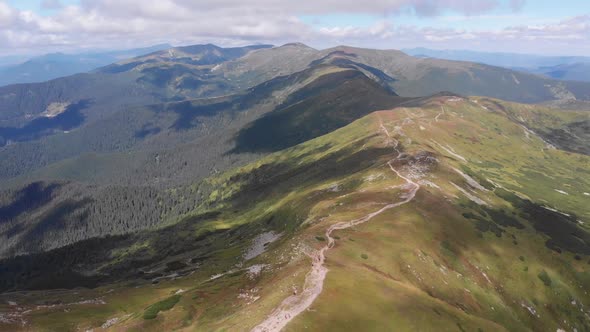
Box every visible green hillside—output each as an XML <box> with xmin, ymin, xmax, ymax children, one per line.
<box><xmin>1</xmin><ymin>95</ymin><xmax>588</xmax><ymax>331</ymax></box>
<box><xmin>220</xmin><ymin>44</ymin><xmax>590</xmax><ymax>103</ymax></box>
<box><xmin>0</xmin><ymin>63</ymin><xmax>412</xmax><ymax>258</ymax></box>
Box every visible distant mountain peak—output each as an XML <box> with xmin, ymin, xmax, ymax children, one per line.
<box><xmin>279</xmin><ymin>42</ymin><xmax>316</xmax><ymax>50</ymax></box>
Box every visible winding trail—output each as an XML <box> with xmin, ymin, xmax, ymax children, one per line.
<box><xmin>252</xmin><ymin>117</ymin><xmax>420</xmax><ymax>332</ymax></box>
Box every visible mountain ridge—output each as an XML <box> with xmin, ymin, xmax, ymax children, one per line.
<box><xmin>0</xmin><ymin>41</ymin><xmax>589</xmax><ymax>331</ymax></box>
<box><xmin>0</xmin><ymin>44</ymin><xmax>173</xmax><ymax>86</ymax></box>
<box><xmin>0</xmin><ymin>92</ymin><xmax>588</xmax><ymax>331</ymax></box>
<box><xmin>404</xmin><ymin>47</ymin><xmax>590</xmax><ymax>82</ymax></box>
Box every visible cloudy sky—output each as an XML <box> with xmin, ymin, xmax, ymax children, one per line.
<box><xmin>1</xmin><ymin>0</ymin><xmax>589</xmax><ymax>56</ymax></box>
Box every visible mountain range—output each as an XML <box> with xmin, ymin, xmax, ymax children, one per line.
<box><xmin>0</xmin><ymin>44</ymin><xmax>172</xmax><ymax>87</ymax></box>
<box><xmin>0</xmin><ymin>43</ymin><xmax>588</xmax><ymax>332</ymax></box>
<box><xmin>404</xmin><ymin>47</ymin><xmax>590</xmax><ymax>82</ymax></box>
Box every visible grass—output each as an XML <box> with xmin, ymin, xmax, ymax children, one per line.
<box><xmin>537</xmin><ymin>270</ymin><xmax>552</xmax><ymax>287</ymax></box>
<box><xmin>143</xmin><ymin>295</ymin><xmax>182</xmax><ymax>320</ymax></box>
<box><xmin>282</xmin><ymin>98</ymin><xmax>590</xmax><ymax>331</ymax></box>
<box><xmin>3</xmin><ymin>95</ymin><xmax>590</xmax><ymax>331</ymax></box>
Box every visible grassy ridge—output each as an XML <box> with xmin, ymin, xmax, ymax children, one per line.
<box><xmin>0</xmin><ymin>96</ymin><xmax>589</xmax><ymax>331</ymax></box>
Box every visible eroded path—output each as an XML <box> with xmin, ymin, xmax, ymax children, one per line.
<box><xmin>252</xmin><ymin>116</ymin><xmax>420</xmax><ymax>332</ymax></box>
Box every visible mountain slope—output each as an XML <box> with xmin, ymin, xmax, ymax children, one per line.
<box><xmin>474</xmin><ymin>97</ymin><xmax>590</xmax><ymax>155</ymax></box>
<box><xmin>1</xmin><ymin>42</ymin><xmax>588</xmax><ymax>162</ymax></box>
<box><xmin>99</xmin><ymin>44</ymin><xmax>272</xmax><ymax>73</ymax></box>
<box><xmin>219</xmin><ymin>44</ymin><xmax>590</xmax><ymax>103</ymax></box>
<box><xmin>0</xmin><ymin>44</ymin><xmax>172</xmax><ymax>87</ymax></box>
<box><xmin>0</xmin><ymin>61</ymin><xmax>403</xmax><ymax>185</ymax></box>
<box><xmin>0</xmin><ymin>44</ymin><xmax>271</xmax><ymax>131</ymax></box>
<box><xmin>0</xmin><ymin>95</ymin><xmax>588</xmax><ymax>331</ymax></box>
<box><xmin>0</xmin><ymin>63</ymin><xmax>414</xmax><ymax>258</ymax></box>
<box><xmin>403</xmin><ymin>47</ymin><xmax>590</xmax><ymax>69</ymax></box>
<box><xmin>404</xmin><ymin>47</ymin><xmax>590</xmax><ymax>82</ymax></box>
<box><xmin>534</xmin><ymin>62</ymin><xmax>590</xmax><ymax>82</ymax></box>
<box><xmin>232</xmin><ymin>66</ymin><xmax>410</xmax><ymax>152</ymax></box>
<box><xmin>0</xmin><ymin>43</ymin><xmax>589</xmax><ymax>331</ymax></box>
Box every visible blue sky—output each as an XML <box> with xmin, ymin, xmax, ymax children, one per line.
<box><xmin>11</xmin><ymin>0</ymin><xmax>587</xmax><ymax>27</ymax></box>
<box><xmin>8</xmin><ymin>0</ymin><xmax>78</xmax><ymax>14</ymax></box>
<box><xmin>1</xmin><ymin>0</ymin><xmax>589</xmax><ymax>56</ymax></box>
<box><xmin>300</xmin><ymin>0</ymin><xmax>588</xmax><ymax>30</ymax></box>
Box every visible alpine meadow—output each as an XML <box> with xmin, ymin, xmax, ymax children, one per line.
<box><xmin>0</xmin><ymin>1</ymin><xmax>589</xmax><ymax>331</ymax></box>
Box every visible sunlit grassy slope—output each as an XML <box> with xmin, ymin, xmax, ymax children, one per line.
<box><xmin>1</xmin><ymin>95</ymin><xmax>589</xmax><ymax>331</ymax></box>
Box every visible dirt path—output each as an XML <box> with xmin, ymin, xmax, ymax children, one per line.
<box><xmin>252</xmin><ymin>117</ymin><xmax>420</xmax><ymax>332</ymax></box>
<box><xmin>435</xmin><ymin>105</ymin><xmax>445</xmax><ymax>122</ymax></box>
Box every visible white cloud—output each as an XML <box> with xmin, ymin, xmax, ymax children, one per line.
<box><xmin>0</xmin><ymin>1</ymin><xmax>15</xmax><ymax>28</ymax></box>
<box><xmin>0</xmin><ymin>0</ymin><xmax>588</xmax><ymax>56</ymax></box>
<box><xmin>314</xmin><ymin>14</ymin><xmax>590</xmax><ymax>55</ymax></box>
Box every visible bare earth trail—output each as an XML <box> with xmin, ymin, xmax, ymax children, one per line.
<box><xmin>252</xmin><ymin>115</ymin><xmax>421</xmax><ymax>332</ymax></box>
<box><xmin>435</xmin><ymin>105</ymin><xmax>445</xmax><ymax>122</ymax></box>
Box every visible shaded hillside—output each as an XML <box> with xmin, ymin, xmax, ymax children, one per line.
<box><xmin>233</xmin><ymin>68</ymin><xmax>410</xmax><ymax>152</ymax></box>
<box><xmin>2</xmin><ymin>42</ymin><xmax>588</xmax><ymax>132</ymax></box>
<box><xmin>0</xmin><ymin>100</ymin><xmax>89</xmax><ymax>147</ymax></box>
<box><xmin>0</xmin><ymin>63</ymin><xmax>389</xmax><ymax>186</ymax></box>
<box><xmin>2</xmin><ymin>43</ymin><xmax>588</xmax><ymax>187</ymax></box>
<box><xmin>0</xmin><ymin>44</ymin><xmax>271</xmax><ymax>129</ymax></box>
<box><xmin>1</xmin><ymin>63</ymin><xmax>587</xmax><ymax>259</ymax></box>
<box><xmin>0</xmin><ymin>95</ymin><xmax>589</xmax><ymax>332</ymax></box>
<box><xmin>535</xmin><ymin>62</ymin><xmax>590</xmax><ymax>82</ymax></box>
<box><xmin>0</xmin><ymin>63</ymin><xmax>408</xmax><ymax>257</ymax></box>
